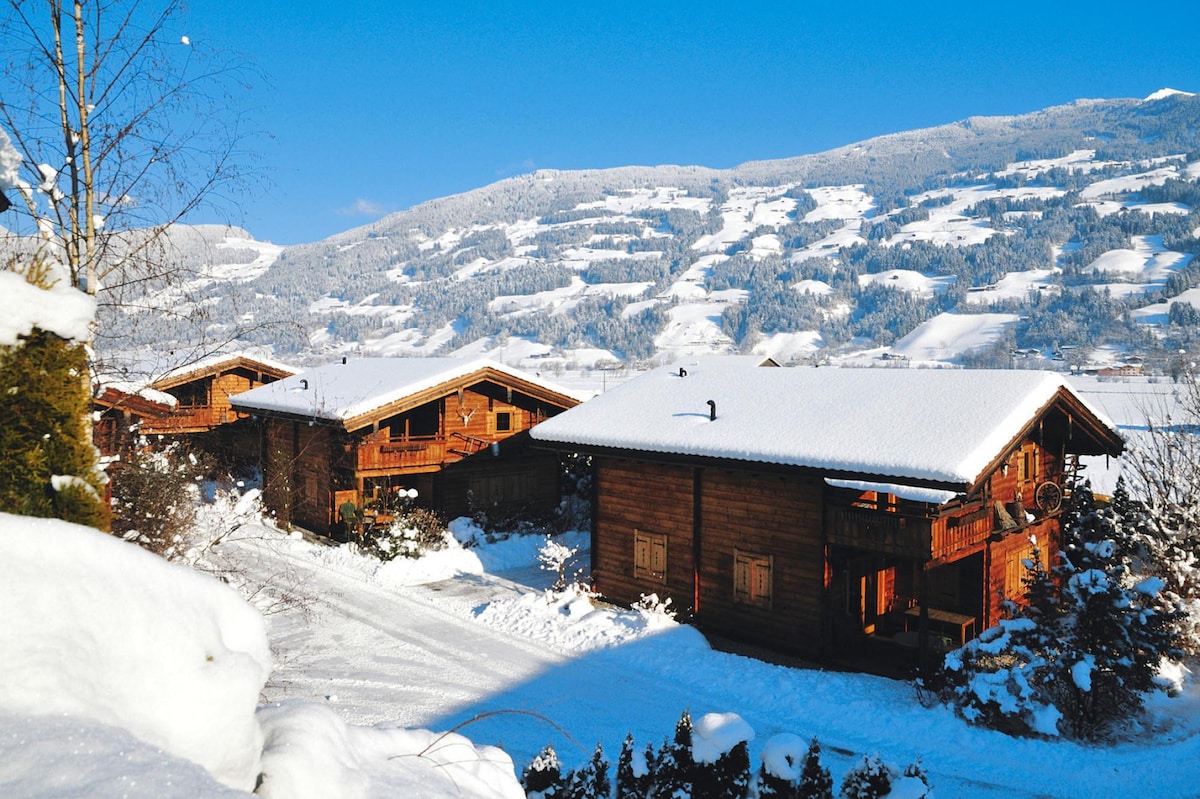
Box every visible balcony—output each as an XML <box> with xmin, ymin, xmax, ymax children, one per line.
<box><xmin>827</xmin><ymin>502</ymin><xmax>1002</xmax><ymax>562</ymax></box>
<box><xmin>826</xmin><ymin>507</ymin><xmax>933</xmax><ymax>558</ymax></box>
<box><xmin>356</xmin><ymin>432</ymin><xmax>488</xmax><ymax>473</ymax></box>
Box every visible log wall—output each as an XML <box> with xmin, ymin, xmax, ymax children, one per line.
<box><xmin>697</xmin><ymin>469</ymin><xmax>826</xmax><ymax>654</ymax></box>
<box><xmin>593</xmin><ymin>458</ymin><xmax>696</xmax><ymax>612</ymax></box>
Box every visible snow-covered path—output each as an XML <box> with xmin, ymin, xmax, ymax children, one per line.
<box><xmin>241</xmin><ymin>532</ymin><xmax>1200</xmax><ymax>799</ymax></box>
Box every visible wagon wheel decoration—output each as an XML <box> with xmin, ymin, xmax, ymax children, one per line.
<box><xmin>1034</xmin><ymin>481</ymin><xmax>1063</xmax><ymax>513</ymax></box>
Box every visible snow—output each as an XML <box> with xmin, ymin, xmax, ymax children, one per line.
<box><xmin>1079</xmin><ymin>166</ymin><xmax>1180</xmax><ymax>200</ymax></box>
<box><xmin>9</xmin><ymin>492</ymin><xmax>1200</xmax><ymax>798</ymax></box>
<box><xmin>759</xmin><ymin>733</ymin><xmax>807</xmax><ymax>780</ymax></box>
<box><xmin>826</xmin><ymin>479</ymin><xmax>959</xmax><ymax>505</ymax></box>
<box><xmin>691</xmin><ymin>712</ymin><xmax>755</xmax><ymax>764</ymax></box>
<box><xmin>858</xmin><ymin>269</ymin><xmax>956</xmax><ymax>296</ymax></box>
<box><xmin>0</xmin><ymin>512</ymin><xmax>270</xmax><ymax>790</ymax></box>
<box><xmin>751</xmin><ymin>330</ymin><xmax>824</xmax><ymax>363</ymax></box>
<box><xmin>889</xmin><ymin>312</ymin><xmax>1020</xmax><ymax>363</ymax></box>
<box><xmin>1145</xmin><ymin>88</ymin><xmax>1195</xmax><ymax>101</ymax></box>
<box><xmin>961</xmin><ymin>269</ymin><xmax>1059</xmax><ymax>306</ymax></box>
<box><xmin>154</xmin><ymin>350</ymin><xmax>300</xmax><ymax>387</ymax></box>
<box><xmin>228</xmin><ymin>520</ymin><xmax>1200</xmax><ymax>798</ymax></box>
<box><xmin>531</xmin><ymin>360</ymin><xmax>1114</xmax><ymax>487</ymax></box>
<box><xmin>0</xmin><ymin>513</ymin><xmax>530</xmax><ymax>799</ymax></box>
<box><xmin>230</xmin><ymin>356</ymin><xmax>579</xmax><ymax>422</ymax></box>
<box><xmin>0</xmin><ymin>126</ymin><xmax>21</xmax><ymax>188</ymax></box>
<box><xmin>0</xmin><ymin>270</ymin><xmax>96</xmax><ymax>345</ymax></box>
<box><xmin>801</xmin><ymin>185</ymin><xmax>875</xmax><ymax>222</ymax></box>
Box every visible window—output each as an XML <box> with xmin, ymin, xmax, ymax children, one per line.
<box><xmin>1018</xmin><ymin>444</ymin><xmax>1039</xmax><ymax>483</ymax></box>
<box><xmin>1004</xmin><ymin>539</ymin><xmax>1040</xmax><ymax>603</ymax></box>
<box><xmin>734</xmin><ymin>550</ymin><xmax>772</xmax><ymax>608</ymax></box>
<box><xmin>634</xmin><ymin>530</ymin><xmax>667</xmax><ymax>583</ymax></box>
<box><xmin>495</xmin><ymin>411</ymin><xmax>511</xmax><ymax>432</ymax></box>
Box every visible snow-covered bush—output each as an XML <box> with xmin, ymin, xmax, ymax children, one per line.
<box><xmin>539</xmin><ymin>534</ymin><xmax>580</xmax><ymax>590</ymax></box>
<box><xmin>110</xmin><ymin>442</ymin><xmax>207</xmax><ymax>558</ymax></box>
<box><xmin>615</xmin><ymin>732</ymin><xmax>652</xmax><ymax>799</ymax></box>
<box><xmin>757</xmin><ymin>734</ymin><xmax>835</xmax><ymax>799</ymax></box>
<box><xmin>563</xmin><ymin>743</ymin><xmax>611</xmax><ymax>799</ymax></box>
<box><xmin>838</xmin><ymin>754</ymin><xmax>892</xmax><ymax>799</ymax></box>
<box><xmin>361</xmin><ymin>506</ymin><xmax>447</xmax><ymax>561</ymax></box>
<box><xmin>649</xmin><ymin>709</ymin><xmax>695</xmax><ymax>799</ymax></box>
<box><xmin>691</xmin><ymin>712</ymin><xmax>753</xmax><ymax>799</ymax></box>
<box><xmin>522</xmin><ymin>743</ymin><xmax>566</xmax><ymax>799</ymax></box>
<box><xmin>636</xmin><ymin>592</ymin><xmax>678</xmax><ymax>626</ymax></box>
<box><xmin>0</xmin><ymin>311</ymin><xmax>107</xmax><ymax>530</ymax></box>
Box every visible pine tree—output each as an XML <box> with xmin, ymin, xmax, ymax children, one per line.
<box><xmin>565</xmin><ymin>743</ymin><xmax>611</xmax><ymax>799</ymax></box>
<box><xmin>700</xmin><ymin>740</ymin><xmax>750</xmax><ymax>799</ymax></box>
<box><xmin>522</xmin><ymin>744</ymin><xmax>566</xmax><ymax>799</ymax></box>
<box><xmin>797</xmin><ymin>738</ymin><xmax>833</xmax><ymax>799</ymax></box>
<box><xmin>838</xmin><ymin>754</ymin><xmax>892</xmax><ymax>799</ymax></box>
<box><xmin>0</xmin><ymin>327</ymin><xmax>108</xmax><ymax>530</ymax></box>
<box><xmin>615</xmin><ymin>733</ymin><xmax>650</xmax><ymax>799</ymax></box>
<box><xmin>649</xmin><ymin>711</ymin><xmax>693</xmax><ymax>799</ymax></box>
<box><xmin>755</xmin><ymin>759</ymin><xmax>797</xmax><ymax>799</ymax></box>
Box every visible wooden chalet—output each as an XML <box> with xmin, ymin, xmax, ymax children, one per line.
<box><xmin>229</xmin><ymin>357</ymin><xmax>580</xmax><ymax>536</ymax></box>
<box><xmin>530</xmin><ymin>360</ymin><xmax>1124</xmax><ymax>666</ymax></box>
<box><xmin>143</xmin><ymin>354</ymin><xmax>297</xmax><ymax>436</ymax></box>
<box><xmin>98</xmin><ymin>353</ymin><xmax>299</xmax><ymax>466</ymax></box>
<box><xmin>92</xmin><ymin>385</ymin><xmax>175</xmax><ymax>461</ymax></box>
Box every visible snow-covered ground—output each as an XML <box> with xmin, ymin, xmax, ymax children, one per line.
<box><xmin>5</xmin><ymin>495</ymin><xmax>1200</xmax><ymax>797</ymax></box>
<box><xmin>209</xmin><ymin>519</ymin><xmax>1200</xmax><ymax>799</ymax></box>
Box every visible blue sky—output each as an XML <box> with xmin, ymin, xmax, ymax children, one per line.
<box><xmin>187</xmin><ymin>1</ymin><xmax>1200</xmax><ymax>245</ymax></box>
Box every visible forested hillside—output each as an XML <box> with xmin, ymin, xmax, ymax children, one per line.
<box><xmin>96</xmin><ymin>91</ymin><xmax>1200</xmax><ymax>378</ymax></box>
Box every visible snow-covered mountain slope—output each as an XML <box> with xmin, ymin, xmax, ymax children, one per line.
<box><xmin>98</xmin><ymin>91</ymin><xmax>1200</xmax><ymax>377</ymax></box>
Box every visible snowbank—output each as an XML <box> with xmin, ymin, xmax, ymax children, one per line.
<box><xmin>0</xmin><ymin>513</ymin><xmax>271</xmax><ymax>790</ymax></box>
<box><xmin>0</xmin><ymin>513</ymin><xmax>532</xmax><ymax>798</ymax></box>
<box><xmin>256</xmin><ymin>702</ymin><xmax>525</xmax><ymax>799</ymax></box>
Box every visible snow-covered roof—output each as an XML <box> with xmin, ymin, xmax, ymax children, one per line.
<box><xmin>152</xmin><ymin>351</ymin><xmax>300</xmax><ymax>390</ymax></box>
<box><xmin>230</xmin><ymin>357</ymin><xmax>580</xmax><ymax>426</ymax></box>
<box><xmin>531</xmin><ymin>361</ymin><xmax>1121</xmax><ymax>489</ymax></box>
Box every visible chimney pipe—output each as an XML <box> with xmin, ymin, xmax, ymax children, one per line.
<box><xmin>342</xmin><ymin>356</ymin><xmax>347</xmax><ymax>364</ymax></box>
<box><xmin>679</xmin><ymin>367</ymin><xmax>687</xmax><ymax>377</ymax></box>
<box><xmin>706</xmin><ymin>399</ymin><xmax>716</xmax><ymax>421</ymax></box>
<box><xmin>300</xmin><ymin>379</ymin><xmax>309</xmax><ymax>390</ymax></box>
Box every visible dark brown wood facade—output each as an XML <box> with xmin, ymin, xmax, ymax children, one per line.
<box><xmin>568</xmin><ymin>388</ymin><xmax>1123</xmax><ymax>665</ymax></box>
<box><xmin>256</xmin><ymin>371</ymin><xmax>577</xmax><ymax>536</ymax></box>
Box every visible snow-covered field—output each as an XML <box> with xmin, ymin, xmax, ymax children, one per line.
<box><xmin>6</xmin><ymin>503</ymin><xmax>1200</xmax><ymax>798</ymax></box>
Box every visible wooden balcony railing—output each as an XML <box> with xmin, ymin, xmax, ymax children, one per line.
<box><xmin>826</xmin><ymin>507</ymin><xmax>933</xmax><ymax>558</ymax></box>
<box><xmin>141</xmin><ymin>406</ymin><xmax>235</xmax><ymax>434</ymax></box>
<box><xmin>828</xmin><ymin>502</ymin><xmax>1001</xmax><ymax>562</ymax></box>
<box><xmin>357</xmin><ymin>436</ymin><xmax>451</xmax><ymax>472</ymax></box>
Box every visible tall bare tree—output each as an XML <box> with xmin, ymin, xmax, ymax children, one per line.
<box><xmin>1</xmin><ymin>0</ymin><xmax>258</xmax><ymax>300</ymax></box>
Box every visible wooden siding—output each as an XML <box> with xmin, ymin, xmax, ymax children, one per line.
<box><xmin>354</xmin><ymin>386</ymin><xmax>543</xmax><ymax>473</ymax></box>
<box><xmin>145</xmin><ymin>367</ymin><xmax>281</xmax><ymax>435</ymax></box>
<box><xmin>984</xmin><ymin>519</ymin><xmax>1058</xmax><ymax>629</ymax></box>
<box><xmin>593</xmin><ymin>458</ymin><xmax>696</xmax><ymax>613</ymax></box>
<box><xmin>263</xmin><ymin>419</ymin><xmax>336</xmax><ymax>533</ymax></box>
<box><xmin>931</xmin><ymin>505</ymin><xmax>992</xmax><ymax>562</ymax></box>
<box><xmin>698</xmin><ymin>469</ymin><xmax>826</xmax><ymax>655</ymax></box>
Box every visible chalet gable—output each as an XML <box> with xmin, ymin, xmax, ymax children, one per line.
<box><xmin>150</xmin><ymin>353</ymin><xmax>297</xmax><ymax>394</ymax></box>
<box><xmin>229</xmin><ymin>357</ymin><xmax>580</xmax><ymax>432</ymax></box>
<box><xmin>530</xmin><ymin>361</ymin><xmax>1123</xmax><ymax>495</ymax></box>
